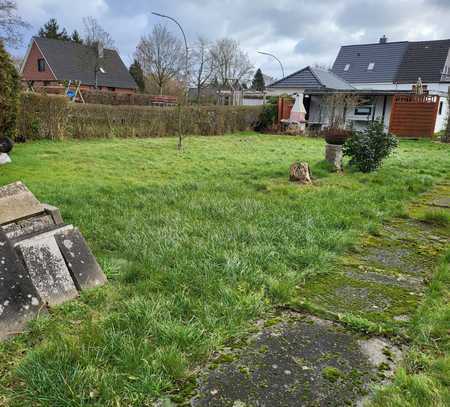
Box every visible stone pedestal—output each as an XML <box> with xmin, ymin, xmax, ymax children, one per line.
<box><xmin>325</xmin><ymin>144</ymin><xmax>343</xmax><ymax>171</ymax></box>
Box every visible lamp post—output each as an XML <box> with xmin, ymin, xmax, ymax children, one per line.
<box><xmin>257</xmin><ymin>51</ymin><xmax>285</xmax><ymax>79</ymax></box>
<box><xmin>152</xmin><ymin>12</ymin><xmax>189</xmax><ymax>87</ymax></box>
<box><xmin>152</xmin><ymin>12</ymin><xmax>189</xmax><ymax>150</ymax></box>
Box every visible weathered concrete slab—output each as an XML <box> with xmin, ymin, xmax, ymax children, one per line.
<box><xmin>0</xmin><ymin>182</ymin><xmax>44</xmax><ymax>225</ymax></box>
<box><xmin>428</xmin><ymin>197</ymin><xmax>450</xmax><ymax>208</ymax></box>
<box><xmin>345</xmin><ymin>270</ymin><xmax>423</xmax><ymax>291</ymax></box>
<box><xmin>12</xmin><ymin>225</ymin><xmax>73</xmax><ymax>247</ymax></box>
<box><xmin>0</xmin><ymin>230</ymin><xmax>44</xmax><ymax>339</ymax></box>
<box><xmin>16</xmin><ymin>234</ymin><xmax>78</xmax><ymax>306</ymax></box>
<box><xmin>55</xmin><ymin>228</ymin><xmax>107</xmax><ymax>290</ymax></box>
<box><xmin>2</xmin><ymin>214</ymin><xmax>54</xmax><ymax>240</ymax></box>
<box><xmin>42</xmin><ymin>204</ymin><xmax>64</xmax><ymax>225</ymax></box>
<box><xmin>192</xmin><ymin>315</ymin><xmax>400</xmax><ymax>407</ymax></box>
<box><xmin>363</xmin><ymin>246</ymin><xmax>433</xmax><ymax>275</ymax></box>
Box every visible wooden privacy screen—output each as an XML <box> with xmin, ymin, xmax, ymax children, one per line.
<box><xmin>277</xmin><ymin>97</ymin><xmax>294</xmax><ymax>126</ymax></box>
<box><xmin>389</xmin><ymin>94</ymin><xmax>440</xmax><ymax>138</ymax></box>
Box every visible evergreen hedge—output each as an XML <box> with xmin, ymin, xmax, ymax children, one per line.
<box><xmin>16</xmin><ymin>93</ymin><xmax>263</xmax><ymax>141</ymax></box>
<box><xmin>0</xmin><ymin>42</ymin><xmax>20</xmax><ymax>141</ymax></box>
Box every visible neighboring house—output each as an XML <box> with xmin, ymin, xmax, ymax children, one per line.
<box><xmin>20</xmin><ymin>37</ymin><xmax>137</xmax><ymax>93</ymax></box>
<box><xmin>268</xmin><ymin>37</ymin><xmax>450</xmax><ymax>136</ymax></box>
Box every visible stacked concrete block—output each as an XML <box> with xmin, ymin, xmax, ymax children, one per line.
<box><xmin>0</xmin><ymin>182</ymin><xmax>106</xmax><ymax>339</ymax></box>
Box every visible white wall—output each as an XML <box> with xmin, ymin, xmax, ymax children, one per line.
<box><xmin>436</xmin><ymin>96</ymin><xmax>448</xmax><ymax>132</ymax></box>
<box><xmin>242</xmin><ymin>98</ymin><xmax>264</xmax><ymax>106</ymax></box>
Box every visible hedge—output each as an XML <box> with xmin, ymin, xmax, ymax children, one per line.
<box><xmin>0</xmin><ymin>41</ymin><xmax>21</xmax><ymax>140</ymax></box>
<box><xmin>17</xmin><ymin>93</ymin><xmax>263</xmax><ymax>141</ymax></box>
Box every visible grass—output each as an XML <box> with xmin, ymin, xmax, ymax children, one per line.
<box><xmin>417</xmin><ymin>208</ymin><xmax>450</xmax><ymax>226</ymax></box>
<box><xmin>0</xmin><ymin>133</ymin><xmax>449</xmax><ymax>406</ymax></box>
<box><xmin>369</xmin><ymin>250</ymin><xmax>450</xmax><ymax>407</ymax></box>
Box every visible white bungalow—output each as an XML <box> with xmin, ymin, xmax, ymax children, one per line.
<box><xmin>267</xmin><ymin>37</ymin><xmax>450</xmax><ymax>137</ymax></box>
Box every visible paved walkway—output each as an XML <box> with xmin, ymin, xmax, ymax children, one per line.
<box><xmin>191</xmin><ymin>182</ymin><xmax>450</xmax><ymax>406</ymax></box>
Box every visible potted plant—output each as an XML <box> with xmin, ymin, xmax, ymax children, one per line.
<box><xmin>322</xmin><ymin>127</ymin><xmax>351</xmax><ymax>145</ymax></box>
<box><xmin>320</xmin><ymin>93</ymin><xmax>361</xmax><ymax>170</ymax></box>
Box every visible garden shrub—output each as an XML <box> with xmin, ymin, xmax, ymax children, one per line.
<box><xmin>343</xmin><ymin>121</ymin><xmax>398</xmax><ymax>172</ymax></box>
<box><xmin>254</xmin><ymin>103</ymin><xmax>277</xmax><ymax>132</ymax></box>
<box><xmin>0</xmin><ymin>42</ymin><xmax>20</xmax><ymax>141</ymax></box>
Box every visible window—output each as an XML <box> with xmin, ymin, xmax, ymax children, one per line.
<box><xmin>367</xmin><ymin>62</ymin><xmax>375</xmax><ymax>70</ymax></box>
<box><xmin>344</xmin><ymin>64</ymin><xmax>350</xmax><ymax>71</ymax></box>
<box><xmin>439</xmin><ymin>101</ymin><xmax>444</xmax><ymax>115</ymax></box>
<box><xmin>37</xmin><ymin>58</ymin><xmax>45</xmax><ymax>72</ymax></box>
<box><xmin>354</xmin><ymin>106</ymin><xmax>372</xmax><ymax>116</ymax></box>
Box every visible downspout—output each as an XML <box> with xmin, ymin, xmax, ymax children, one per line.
<box><xmin>381</xmin><ymin>95</ymin><xmax>388</xmax><ymax>128</ymax></box>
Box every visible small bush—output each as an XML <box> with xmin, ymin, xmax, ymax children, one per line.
<box><xmin>343</xmin><ymin>121</ymin><xmax>398</xmax><ymax>172</ymax></box>
<box><xmin>254</xmin><ymin>103</ymin><xmax>277</xmax><ymax>132</ymax></box>
<box><xmin>0</xmin><ymin>42</ymin><xmax>20</xmax><ymax>140</ymax></box>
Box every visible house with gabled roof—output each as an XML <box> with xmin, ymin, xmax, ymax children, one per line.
<box><xmin>268</xmin><ymin>36</ymin><xmax>450</xmax><ymax>137</ymax></box>
<box><xmin>20</xmin><ymin>37</ymin><xmax>137</xmax><ymax>93</ymax></box>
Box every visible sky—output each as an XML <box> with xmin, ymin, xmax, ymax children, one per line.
<box><xmin>11</xmin><ymin>0</ymin><xmax>450</xmax><ymax>79</ymax></box>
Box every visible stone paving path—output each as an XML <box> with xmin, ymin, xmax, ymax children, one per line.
<box><xmin>190</xmin><ymin>182</ymin><xmax>449</xmax><ymax>406</ymax></box>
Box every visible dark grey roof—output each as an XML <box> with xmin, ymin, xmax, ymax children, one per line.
<box><xmin>268</xmin><ymin>66</ymin><xmax>354</xmax><ymax>90</ymax></box>
<box><xmin>395</xmin><ymin>40</ymin><xmax>450</xmax><ymax>83</ymax></box>
<box><xmin>331</xmin><ymin>41</ymin><xmax>409</xmax><ymax>83</ymax></box>
<box><xmin>34</xmin><ymin>37</ymin><xmax>137</xmax><ymax>89</ymax></box>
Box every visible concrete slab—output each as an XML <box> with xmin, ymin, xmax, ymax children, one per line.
<box><xmin>55</xmin><ymin>228</ymin><xmax>107</xmax><ymax>290</ymax></box>
<box><xmin>0</xmin><ymin>230</ymin><xmax>44</xmax><ymax>339</ymax></box>
<box><xmin>42</xmin><ymin>204</ymin><xmax>64</xmax><ymax>225</ymax></box>
<box><xmin>192</xmin><ymin>315</ymin><xmax>398</xmax><ymax>407</ymax></box>
<box><xmin>426</xmin><ymin>196</ymin><xmax>450</xmax><ymax>208</ymax></box>
<box><xmin>16</xmin><ymin>235</ymin><xmax>78</xmax><ymax>306</ymax></box>
<box><xmin>12</xmin><ymin>225</ymin><xmax>73</xmax><ymax>247</ymax></box>
<box><xmin>345</xmin><ymin>270</ymin><xmax>423</xmax><ymax>291</ymax></box>
<box><xmin>2</xmin><ymin>214</ymin><xmax>54</xmax><ymax>240</ymax></box>
<box><xmin>0</xmin><ymin>182</ymin><xmax>44</xmax><ymax>225</ymax></box>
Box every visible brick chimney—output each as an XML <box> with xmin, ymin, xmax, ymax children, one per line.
<box><xmin>379</xmin><ymin>35</ymin><xmax>388</xmax><ymax>44</ymax></box>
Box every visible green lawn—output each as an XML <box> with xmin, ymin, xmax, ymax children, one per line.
<box><xmin>0</xmin><ymin>133</ymin><xmax>449</xmax><ymax>406</ymax></box>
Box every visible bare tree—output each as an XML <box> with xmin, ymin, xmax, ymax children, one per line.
<box><xmin>321</xmin><ymin>93</ymin><xmax>363</xmax><ymax>129</ymax></box>
<box><xmin>134</xmin><ymin>24</ymin><xmax>184</xmax><ymax>95</ymax></box>
<box><xmin>209</xmin><ymin>38</ymin><xmax>253</xmax><ymax>88</ymax></box>
<box><xmin>0</xmin><ymin>0</ymin><xmax>29</xmax><ymax>47</ymax></box>
<box><xmin>190</xmin><ymin>36</ymin><xmax>215</xmax><ymax>101</ymax></box>
<box><xmin>82</xmin><ymin>16</ymin><xmax>115</xmax><ymax>49</ymax></box>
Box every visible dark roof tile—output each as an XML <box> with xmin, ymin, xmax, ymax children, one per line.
<box><xmin>331</xmin><ymin>41</ymin><xmax>409</xmax><ymax>84</ymax></box>
<box><xmin>395</xmin><ymin>40</ymin><xmax>450</xmax><ymax>83</ymax></box>
<box><xmin>269</xmin><ymin>66</ymin><xmax>354</xmax><ymax>90</ymax></box>
<box><xmin>34</xmin><ymin>37</ymin><xmax>137</xmax><ymax>89</ymax></box>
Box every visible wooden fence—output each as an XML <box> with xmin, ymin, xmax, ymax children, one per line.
<box><xmin>389</xmin><ymin>94</ymin><xmax>440</xmax><ymax>138</ymax></box>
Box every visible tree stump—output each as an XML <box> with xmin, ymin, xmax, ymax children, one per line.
<box><xmin>289</xmin><ymin>162</ymin><xmax>312</xmax><ymax>184</ymax></box>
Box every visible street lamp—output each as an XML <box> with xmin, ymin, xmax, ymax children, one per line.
<box><xmin>152</xmin><ymin>12</ymin><xmax>189</xmax><ymax>85</ymax></box>
<box><xmin>152</xmin><ymin>12</ymin><xmax>189</xmax><ymax>150</ymax></box>
<box><xmin>257</xmin><ymin>51</ymin><xmax>285</xmax><ymax>79</ymax></box>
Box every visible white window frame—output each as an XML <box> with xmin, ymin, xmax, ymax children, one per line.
<box><xmin>367</xmin><ymin>62</ymin><xmax>375</xmax><ymax>70</ymax></box>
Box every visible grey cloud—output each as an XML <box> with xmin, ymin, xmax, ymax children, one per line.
<box><xmin>13</xmin><ymin>0</ymin><xmax>450</xmax><ymax>77</ymax></box>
